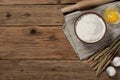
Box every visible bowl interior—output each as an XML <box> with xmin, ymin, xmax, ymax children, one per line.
<box><xmin>74</xmin><ymin>12</ymin><xmax>107</xmax><ymax>44</ymax></box>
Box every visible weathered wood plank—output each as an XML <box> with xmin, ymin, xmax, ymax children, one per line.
<box><xmin>0</xmin><ymin>60</ymin><xmax>118</xmax><ymax>80</ymax></box>
<box><xmin>61</xmin><ymin>0</ymin><xmax>79</xmax><ymax>4</ymax></box>
<box><xmin>0</xmin><ymin>0</ymin><xmax>82</xmax><ymax>5</ymax></box>
<box><xmin>0</xmin><ymin>26</ymin><xmax>77</xmax><ymax>59</ymax></box>
<box><xmin>0</xmin><ymin>5</ymin><xmax>64</xmax><ymax>26</ymax></box>
<box><xmin>0</xmin><ymin>0</ymin><xmax>59</xmax><ymax>5</ymax></box>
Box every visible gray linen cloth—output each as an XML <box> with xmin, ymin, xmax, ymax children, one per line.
<box><xmin>63</xmin><ymin>2</ymin><xmax>120</xmax><ymax>60</ymax></box>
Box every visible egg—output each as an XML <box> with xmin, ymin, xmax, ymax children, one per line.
<box><xmin>104</xmin><ymin>7</ymin><xmax>120</xmax><ymax>24</ymax></box>
<box><xmin>106</xmin><ymin>66</ymin><xmax>116</xmax><ymax>77</ymax></box>
<box><xmin>112</xmin><ymin>57</ymin><xmax>120</xmax><ymax>67</ymax></box>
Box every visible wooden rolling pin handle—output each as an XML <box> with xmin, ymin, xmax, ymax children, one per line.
<box><xmin>61</xmin><ymin>4</ymin><xmax>78</xmax><ymax>14</ymax></box>
<box><xmin>61</xmin><ymin>0</ymin><xmax>114</xmax><ymax>14</ymax></box>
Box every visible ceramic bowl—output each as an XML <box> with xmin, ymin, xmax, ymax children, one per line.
<box><xmin>74</xmin><ymin>12</ymin><xmax>107</xmax><ymax>44</ymax></box>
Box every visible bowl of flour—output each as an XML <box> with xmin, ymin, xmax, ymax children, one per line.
<box><xmin>74</xmin><ymin>12</ymin><xmax>107</xmax><ymax>43</ymax></box>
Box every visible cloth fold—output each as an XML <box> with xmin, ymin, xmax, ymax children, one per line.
<box><xmin>63</xmin><ymin>2</ymin><xmax>120</xmax><ymax>60</ymax></box>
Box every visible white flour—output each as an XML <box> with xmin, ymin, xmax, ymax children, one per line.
<box><xmin>75</xmin><ymin>13</ymin><xmax>106</xmax><ymax>43</ymax></box>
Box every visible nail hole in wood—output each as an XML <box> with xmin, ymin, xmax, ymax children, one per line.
<box><xmin>30</xmin><ymin>28</ymin><xmax>36</xmax><ymax>34</ymax></box>
<box><xmin>21</xmin><ymin>70</ymin><xmax>24</xmax><ymax>72</ymax></box>
<box><xmin>52</xmin><ymin>68</ymin><xmax>56</xmax><ymax>71</ymax></box>
<box><xmin>24</xmin><ymin>13</ymin><xmax>31</xmax><ymax>17</ymax></box>
<box><xmin>6</xmin><ymin>12</ymin><xmax>12</xmax><ymax>18</ymax></box>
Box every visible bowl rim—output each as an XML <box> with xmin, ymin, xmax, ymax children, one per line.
<box><xmin>74</xmin><ymin>12</ymin><xmax>107</xmax><ymax>44</ymax></box>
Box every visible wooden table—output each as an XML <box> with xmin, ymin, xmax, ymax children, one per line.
<box><xmin>0</xmin><ymin>0</ymin><xmax>119</xmax><ymax>80</ymax></box>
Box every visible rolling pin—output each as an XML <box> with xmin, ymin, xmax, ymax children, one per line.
<box><xmin>61</xmin><ymin>0</ymin><xmax>114</xmax><ymax>14</ymax></box>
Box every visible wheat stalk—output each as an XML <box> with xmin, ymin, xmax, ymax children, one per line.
<box><xmin>88</xmin><ymin>34</ymin><xmax>120</xmax><ymax>76</ymax></box>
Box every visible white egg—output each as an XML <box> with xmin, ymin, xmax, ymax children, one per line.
<box><xmin>106</xmin><ymin>66</ymin><xmax>116</xmax><ymax>77</ymax></box>
<box><xmin>112</xmin><ymin>57</ymin><xmax>120</xmax><ymax>67</ymax></box>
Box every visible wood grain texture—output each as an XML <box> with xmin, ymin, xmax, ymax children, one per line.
<box><xmin>61</xmin><ymin>0</ymin><xmax>79</xmax><ymax>4</ymax></box>
<box><xmin>0</xmin><ymin>5</ymin><xmax>64</xmax><ymax>26</ymax></box>
<box><xmin>0</xmin><ymin>0</ymin><xmax>119</xmax><ymax>80</ymax></box>
<box><xmin>0</xmin><ymin>0</ymin><xmax>59</xmax><ymax>5</ymax></box>
<box><xmin>0</xmin><ymin>0</ymin><xmax>84</xmax><ymax>5</ymax></box>
<box><xmin>0</xmin><ymin>60</ymin><xmax>119</xmax><ymax>80</ymax></box>
<box><xmin>0</xmin><ymin>26</ymin><xmax>77</xmax><ymax>59</ymax></box>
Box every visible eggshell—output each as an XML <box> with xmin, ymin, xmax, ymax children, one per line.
<box><xmin>112</xmin><ymin>57</ymin><xmax>120</xmax><ymax>67</ymax></box>
<box><xmin>106</xmin><ymin>66</ymin><xmax>116</xmax><ymax>77</ymax></box>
